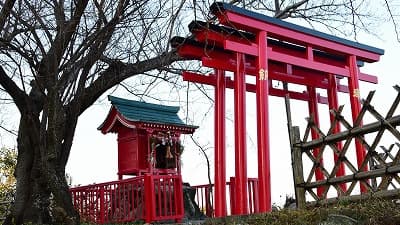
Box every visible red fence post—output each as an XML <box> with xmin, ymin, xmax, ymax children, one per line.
<box><xmin>144</xmin><ymin>174</ymin><xmax>154</xmax><ymax>223</ymax></box>
<box><xmin>247</xmin><ymin>178</ymin><xmax>259</xmax><ymax>213</ymax></box>
<box><xmin>253</xmin><ymin>179</ymin><xmax>259</xmax><ymax>213</ymax></box>
<box><xmin>174</xmin><ymin>175</ymin><xmax>184</xmax><ymax>222</ymax></box>
<box><xmin>229</xmin><ymin>177</ymin><xmax>235</xmax><ymax>214</ymax></box>
<box><xmin>205</xmin><ymin>186</ymin><xmax>212</xmax><ymax>217</ymax></box>
<box><xmin>99</xmin><ymin>186</ymin><xmax>105</xmax><ymax>224</ymax></box>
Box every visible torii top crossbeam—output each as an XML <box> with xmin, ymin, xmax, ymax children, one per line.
<box><xmin>170</xmin><ymin>2</ymin><xmax>384</xmax><ymax>217</ymax></box>
<box><xmin>210</xmin><ymin>2</ymin><xmax>383</xmax><ymax>60</ymax></box>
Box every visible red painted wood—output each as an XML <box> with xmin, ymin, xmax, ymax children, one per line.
<box><xmin>202</xmin><ymin>57</ymin><xmax>327</xmax><ymax>87</ymax></box>
<box><xmin>118</xmin><ymin>127</ymin><xmax>139</xmax><ymax>173</ymax></box>
<box><xmin>220</xmin><ymin>11</ymin><xmax>381</xmax><ymax>62</ymax></box>
<box><xmin>234</xmin><ymin>53</ymin><xmax>248</xmax><ymax>215</ymax></box>
<box><xmin>192</xmin><ymin>178</ymin><xmax>260</xmax><ymax>216</ymax></box>
<box><xmin>99</xmin><ymin>187</ymin><xmax>105</xmax><ymax>223</ymax></box>
<box><xmin>143</xmin><ymin>175</ymin><xmax>155</xmax><ymax>223</ymax></box>
<box><xmin>348</xmin><ymin>55</ymin><xmax>368</xmax><ymax>193</ymax></box>
<box><xmin>183</xmin><ymin>71</ymin><xmax>217</xmax><ymax>85</ymax></box>
<box><xmin>256</xmin><ymin>30</ymin><xmax>271</xmax><ymax>213</ymax></box>
<box><xmin>202</xmin><ymin>57</ymin><xmax>333</xmax><ymax>88</ymax></box>
<box><xmin>170</xmin><ymin>3</ymin><xmax>382</xmax><ymax>219</ymax></box>
<box><xmin>196</xmin><ymin>39</ymin><xmax>352</xmax><ymax>78</ymax></box>
<box><xmin>267</xmin><ymin>48</ymin><xmax>350</xmax><ymax>77</ymax></box>
<box><xmin>229</xmin><ymin>177</ymin><xmax>236</xmax><ymax>214</ymax></box>
<box><xmin>201</xmin><ymin>54</ymin><xmax>378</xmax><ymax>85</ymax></box>
<box><xmin>306</xmin><ymin>45</ymin><xmax>314</xmax><ymax>61</ymax></box>
<box><xmin>178</xmin><ymin>43</ymin><xmax>378</xmax><ymax>85</ymax></box>
<box><xmin>307</xmin><ymin>86</ymin><xmax>325</xmax><ymax>197</ymax></box>
<box><xmin>191</xmin><ymin>25</ymin><xmax>377</xmax><ymax>72</ymax></box>
<box><xmin>359</xmin><ymin>73</ymin><xmax>378</xmax><ymax>83</ymax></box>
<box><xmin>224</xmin><ymin>40</ymin><xmax>258</xmax><ymax>56</ymax></box>
<box><xmin>214</xmin><ymin>69</ymin><xmax>227</xmax><ymax>217</ymax></box>
<box><xmin>70</xmin><ymin>176</ymin><xmax>152</xmax><ymax>223</ymax></box>
<box><xmin>192</xmin><ymin>29</ymin><xmax>252</xmax><ymax>48</ymax></box>
<box><xmin>183</xmin><ymin>70</ymin><xmax>329</xmax><ymax>104</ymax></box>
<box><xmin>327</xmin><ymin>74</ymin><xmax>347</xmax><ymax>192</ymax></box>
<box><xmin>117</xmin><ymin>127</ymin><xmax>149</xmax><ymax>176</ymax></box>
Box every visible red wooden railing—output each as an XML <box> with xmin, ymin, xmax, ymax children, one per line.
<box><xmin>193</xmin><ymin>183</ymin><xmax>214</xmax><ymax>217</ymax></box>
<box><xmin>193</xmin><ymin>178</ymin><xmax>259</xmax><ymax>217</ymax></box>
<box><xmin>70</xmin><ymin>174</ymin><xmax>183</xmax><ymax>224</ymax></box>
<box><xmin>145</xmin><ymin>174</ymin><xmax>184</xmax><ymax>222</ymax></box>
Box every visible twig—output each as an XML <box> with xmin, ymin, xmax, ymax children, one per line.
<box><xmin>0</xmin><ymin>124</ymin><xmax>17</xmax><ymax>136</ymax></box>
<box><xmin>275</xmin><ymin>0</ymin><xmax>309</xmax><ymax>19</ymax></box>
<box><xmin>384</xmin><ymin>0</ymin><xmax>400</xmax><ymax>42</ymax></box>
<box><xmin>190</xmin><ymin>134</ymin><xmax>213</xmax><ymax>214</ymax></box>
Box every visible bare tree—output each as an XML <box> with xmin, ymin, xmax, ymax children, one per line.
<box><xmin>0</xmin><ymin>1</ymin><xmax>185</xmax><ymax>224</ymax></box>
<box><xmin>0</xmin><ymin>0</ymin><xmax>398</xmax><ymax>224</ymax></box>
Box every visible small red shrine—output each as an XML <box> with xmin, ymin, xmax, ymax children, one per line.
<box><xmin>98</xmin><ymin>95</ymin><xmax>197</xmax><ymax>178</ymax></box>
<box><xmin>70</xmin><ymin>96</ymin><xmax>198</xmax><ymax>224</ymax></box>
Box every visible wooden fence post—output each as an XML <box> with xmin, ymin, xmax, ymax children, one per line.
<box><xmin>174</xmin><ymin>175</ymin><xmax>184</xmax><ymax>222</ymax></box>
<box><xmin>99</xmin><ymin>186</ymin><xmax>105</xmax><ymax>224</ymax></box>
<box><xmin>290</xmin><ymin>126</ymin><xmax>306</xmax><ymax>209</ymax></box>
<box><xmin>144</xmin><ymin>174</ymin><xmax>154</xmax><ymax>223</ymax></box>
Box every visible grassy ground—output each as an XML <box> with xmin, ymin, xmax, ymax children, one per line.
<box><xmin>82</xmin><ymin>198</ymin><xmax>400</xmax><ymax>225</ymax></box>
<box><xmin>204</xmin><ymin>198</ymin><xmax>400</xmax><ymax>225</ymax></box>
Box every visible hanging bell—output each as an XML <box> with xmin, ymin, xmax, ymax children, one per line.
<box><xmin>166</xmin><ymin>145</ymin><xmax>173</xmax><ymax>159</ymax></box>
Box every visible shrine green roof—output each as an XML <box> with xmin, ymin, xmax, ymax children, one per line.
<box><xmin>107</xmin><ymin>95</ymin><xmax>196</xmax><ymax>128</ymax></box>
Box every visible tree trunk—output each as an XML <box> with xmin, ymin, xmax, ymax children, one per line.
<box><xmin>3</xmin><ymin>114</ymin><xmax>51</xmax><ymax>225</ymax></box>
<box><xmin>4</xmin><ymin>106</ymin><xmax>80</xmax><ymax>225</ymax></box>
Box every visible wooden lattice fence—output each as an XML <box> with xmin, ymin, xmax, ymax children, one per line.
<box><xmin>289</xmin><ymin>85</ymin><xmax>400</xmax><ymax>208</ymax></box>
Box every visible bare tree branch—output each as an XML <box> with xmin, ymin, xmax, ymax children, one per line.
<box><xmin>71</xmin><ymin>0</ymin><xmax>127</xmax><ymax>104</ymax></box>
<box><xmin>38</xmin><ymin>0</ymin><xmax>89</xmax><ymax>86</ymax></box>
<box><xmin>348</xmin><ymin>0</ymin><xmax>358</xmax><ymax>41</ymax></box>
<box><xmin>53</xmin><ymin>0</ymin><xmax>66</xmax><ymax>29</ymax></box>
<box><xmin>274</xmin><ymin>0</ymin><xmax>280</xmax><ymax>13</ymax></box>
<box><xmin>166</xmin><ymin>0</ymin><xmax>187</xmax><ymax>52</ymax></box>
<box><xmin>190</xmin><ymin>134</ymin><xmax>213</xmax><ymax>214</ymax></box>
<box><xmin>0</xmin><ymin>0</ymin><xmax>16</xmax><ymax>31</ymax></box>
<box><xmin>78</xmin><ymin>50</ymin><xmax>182</xmax><ymax>114</ymax></box>
<box><xmin>24</xmin><ymin>0</ymin><xmax>54</xmax><ymax>44</ymax></box>
<box><xmin>0</xmin><ymin>124</ymin><xmax>17</xmax><ymax>136</ymax></box>
<box><xmin>0</xmin><ymin>67</ymin><xmax>28</xmax><ymax>113</ymax></box>
<box><xmin>275</xmin><ymin>0</ymin><xmax>308</xmax><ymax>19</ymax></box>
<box><xmin>384</xmin><ymin>0</ymin><xmax>400</xmax><ymax>42</ymax></box>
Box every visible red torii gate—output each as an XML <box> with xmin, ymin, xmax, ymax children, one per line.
<box><xmin>170</xmin><ymin>2</ymin><xmax>384</xmax><ymax>217</ymax></box>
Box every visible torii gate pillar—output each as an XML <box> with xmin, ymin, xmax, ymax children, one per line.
<box><xmin>256</xmin><ymin>30</ymin><xmax>271</xmax><ymax>212</ymax></box>
<box><xmin>348</xmin><ymin>55</ymin><xmax>368</xmax><ymax>193</ymax></box>
<box><xmin>233</xmin><ymin>53</ymin><xmax>248</xmax><ymax>215</ymax></box>
<box><xmin>214</xmin><ymin>69</ymin><xmax>227</xmax><ymax>217</ymax></box>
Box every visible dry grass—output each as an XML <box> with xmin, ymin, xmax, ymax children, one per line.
<box><xmin>81</xmin><ymin>198</ymin><xmax>400</xmax><ymax>225</ymax></box>
<box><xmin>203</xmin><ymin>198</ymin><xmax>400</xmax><ymax>225</ymax></box>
